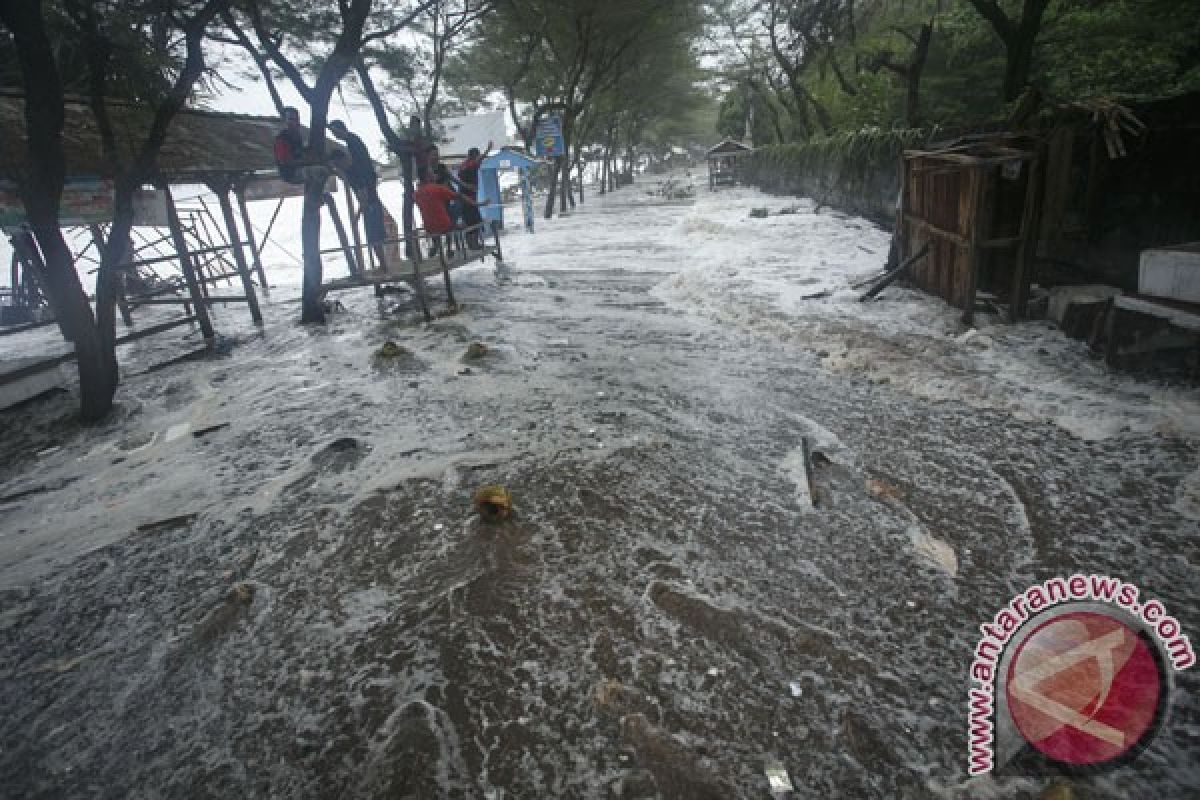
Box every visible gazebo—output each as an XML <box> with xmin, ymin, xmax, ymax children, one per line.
<box><xmin>706</xmin><ymin>139</ymin><xmax>753</xmax><ymax>190</ymax></box>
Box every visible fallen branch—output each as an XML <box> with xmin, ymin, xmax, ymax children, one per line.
<box><xmin>859</xmin><ymin>243</ymin><xmax>929</xmax><ymax>302</ymax></box>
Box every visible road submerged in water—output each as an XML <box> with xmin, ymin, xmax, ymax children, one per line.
<box><xmin>1</xmin><ymin>173</ymin><xmax>1198</xmax><ymax>798</ymax></box>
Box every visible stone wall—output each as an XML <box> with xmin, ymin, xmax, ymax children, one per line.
<box><xmin>739</xmin><ymin>130</ymin><xmax>926</xmax><ymax>227</ymax></box>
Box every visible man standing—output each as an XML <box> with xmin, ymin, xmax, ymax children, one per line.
<box><xmin>329</xmin><ymin>120</ymin><xmax>393</xmax><ymax>269</ymax></box>
<box><xmin>328</xmin><ymin>120</ymin><xmax>377</xmax><ymax>197</ymax></box>
<box><xmin>456</xmin><ymin>140</ymin><xmax>493</xmax><ymax>249</ymax></box>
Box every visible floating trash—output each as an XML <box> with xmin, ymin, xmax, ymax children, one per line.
<box><xmin>473</xmin><ymin>485</ymin><xmax>513</xmax><ymax>521</ymax></box>
<box><xmin>375</xmin><ymin>340</ymin><xmax>407</xmax><ymax>359</ymax></box>
<box><xmin>865</xmin><ymin>477</ymin><xmax>904</xmax><ymax>501</ymax></box>
<box><xmin>764</xmin><ymin>759</ymin><xmax>794</xmax><ymax>793</ymax></box>
<box><xmin>788</xmin><ymin>680</ymin><xmax>803</xmax><ymax>698</ymax></box>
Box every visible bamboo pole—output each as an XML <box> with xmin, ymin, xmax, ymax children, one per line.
<box><xmin>162</xmin><ymin>185</ymin><xmax>215</xmax><ymax>340</ymax></box>
<box><xmin>216</xmin><ymin>188</ymin><xmax>264</xmax><ymax>325</ymax></box>
<box><xmin>236</xmin><ymin>185</ymin><xmax>270</xmax><ymax>293</ymax></box>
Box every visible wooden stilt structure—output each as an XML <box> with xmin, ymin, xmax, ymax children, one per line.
<box><xmin>212</xmin><ymin>182</ymin><xmax>264</xmax><ymax>325</ymax></box>
<box><xmin>234</xmin><ymin>183</ymin><xmax>270</xmax><ymax>293</ymax></box>
<box><xmin>162</xmin><ymin>185</ymin><xmax>215</xmax><ymax>341</ymax></box>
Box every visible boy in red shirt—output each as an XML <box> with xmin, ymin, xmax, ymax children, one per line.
<box><xmin>413</xmin><ymin>171</ymin><xmax>458</xmax><ymax>235</ymax></box>
<box><xmin>413</xmin><ymin>170</ymin><xmax>481</xmax><ymax>255</ymax></box>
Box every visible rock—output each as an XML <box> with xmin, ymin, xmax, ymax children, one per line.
<box><xmin>464</xmin><ymin>341</ymin><xmax>489</xmax><ymax>360</ymax></box>
<box><xmin>473</xmin><ymin>485</ymin><xmax>513</xmax><ymax>521</ymax></box>
<box><xmin>375</xmin><ymin>340</ymin><xmax>408</xmax><ymax>359</ymax></box>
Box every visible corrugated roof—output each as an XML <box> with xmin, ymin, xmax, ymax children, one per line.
<box><xmin>0</xmin><ymin>91</ymin><xmax>283</xmax><ymax>183</ymax></box>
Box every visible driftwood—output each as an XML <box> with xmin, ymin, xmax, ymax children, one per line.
<box><xmin>800</xmin><ymin>436</ymin><xmax>818</xmax><ymax>508</ymax></box>
<box><xmin>859</xmin><ymin>243</ymin><xmax>930</xmax><ymax>302</ymax></box>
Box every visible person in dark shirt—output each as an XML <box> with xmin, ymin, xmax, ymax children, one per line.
<box><xmin>328</xmin><ymin>120</ymin><xmax>378</xmax><ymax>197</ymax></box>
<box><xmin>273</xmin><ymin>106</ymin><xmax>328</xmax><ymax>185</ymax></box>
<box><xmin>427</xmin><ymin>146</ymin><xmax>457</xmax><ymax>188</ymax></box>
<box><xmin>456</xmin><ymin>141</ymin><xmax>492</xmax><ymax>248</ymax></box>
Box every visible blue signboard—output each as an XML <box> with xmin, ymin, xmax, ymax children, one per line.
<box><xmin>534</xmin><ymin>114</ymin><xmax>564</xmax><ymax>158</ymax></box>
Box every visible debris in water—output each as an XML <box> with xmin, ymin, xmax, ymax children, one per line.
<box><xmin>375</xmin><ymin>341</ymin><xmax>408</xmax><ymax>359</ymax></box>
<box><xmin>788</xmin><ymin>680</ymin><xmax>803</xmax><ymax>698</ymax></box>
<box><xmin>464</xmin><ymin>341</ymin><xmax>488</xmax><ymax>360</ymax></box>
<box><xmin>433</xmin><ymin>523</ymin><xmax>445</xmax><ymax>532</ymax></box>
<box><xmin>764</xmin><ymin>759</ymin><xmax>794</xmax><ymax>792</ymax></box>
<box><xmin>192</xmin><ymin>422</ymin><xmax>229</xmax><ymax>438</ymax></box>
<box><xmin>749</xmin><ymin>208</ymin><xmax>769</xmax><ymax>219</ymax></box>
<box><xmin>473</xmin><ymin>485</ymin><xmax>513</xmax><ymax>521</ymax></box>
<box><xmin>865</xmin><ymin>477</ymin><xmax>904</xmax><ymax>501</ymax></box>
<box><xmin>1039</xmin><ymin>782</ymin><xmax>1075</xmax><ymax>800</ymax></box>
<box><xmin>706</xmin><ymin>667</ymin><xmax>720</xmax><ymax>677</ymax></box>
<box><xmin>136</xmin><ymin>513</ymin><xmax>198</xmax><ymax>535</ymax></box>
<box><xmin>908</xmin><ymin>525</ymin><xmax>959</xmax><ymax>577</ymax></box>
<box><xmin>229</xmin><ymin>583</ymin><xmax>255</xmax><ymax>604</ymax></box>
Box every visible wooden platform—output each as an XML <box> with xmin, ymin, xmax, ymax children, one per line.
<box><xmin>319</xmin><ymin>244</ymin><xmax>499</xmax><ymax>295</ymax></box>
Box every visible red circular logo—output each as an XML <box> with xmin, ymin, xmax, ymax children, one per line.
<box><xmin>1006</xmin><ymin>611</ymin><xmax>1164</xmax><ymax>765</ymax></box>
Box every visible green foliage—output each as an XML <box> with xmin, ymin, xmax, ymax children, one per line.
<box><xmin>749</xmin><ymin>127</ymin><xmax>931</xmax><ymax>180</ymax></box>
<box><xmin>718</xmin><ymin>0</ymin><xmax>1200</xmax><ymax>143</ymax></box>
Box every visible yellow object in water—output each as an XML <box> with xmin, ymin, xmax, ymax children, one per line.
<box><xmin>473</xmin><ymin>485</ymin><xmax>512</xmax><ymax>521</ymax></box>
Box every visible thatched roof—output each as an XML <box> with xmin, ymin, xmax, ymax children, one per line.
<box><xmin>706</xmin><ymin>139</ymin><xmax>753</xmax><ymax>157</ymax></box>
<box><xmin>0</xmin><ymin>90</ymin><xmax>283</xmax><ymax>183</ymax></box>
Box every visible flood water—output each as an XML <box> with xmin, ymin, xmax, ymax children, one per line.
<box><xmin>1</xmin><ymin>174</ymin><xmax>1198</xmax><ymax>798</ymax></box>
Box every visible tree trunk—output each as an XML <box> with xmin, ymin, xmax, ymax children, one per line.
<box><xmin>2</xmin><ymin>0</ymin><xmax>117</xmax><ymax>421</ymax></box>
<box><xmin>906</xmin><ymin>22</ymin><xmax>933</xmax><ymax>127</ymax></box>
<box><xmin>300</xmin><ymin>178</ymin><xmax>326</xmax><ymax>323</ymax></box>
<box><xmin>559</xmin><ymin>158</ymin><xmax>570</xmax><ymax>212</ymax></box>
<box><xmin>543</xmin><ymin>158</ymin><xmax>559</xmax><ymax>219</ymax></box>
<box><xmin>1003</xmin><ymin>28</ymin><xmax>1038</xmax><ymax>101</ymax></box>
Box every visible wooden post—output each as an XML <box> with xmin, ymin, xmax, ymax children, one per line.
<box><xmin>411</xmin><ymin>235</ymin><xmax>432</xmax><ymax>322</ymax></box>
<box><xmin>439</xmin><ymin>235</ymin><xmax>457</xmax><ymax>308</ymax></box>
<box><xmin>961</xmin><ymin>165</ymin><xmax>992</xmax><ymax>326</ymax></box>
<box><xmin>234</xmin><ymin>184</ymin><xmax>269</xmax><ymax>293</ymax></box>
<box><xmin>216</xmin><ymin>187</ymin><xmax>264</xmax><ymax>325</ymax></box>
<box><xmin>324</xmin><ymin>192</ymin><xmax>359</xmax><ymax>277</ymax></box>
<box><xmin>162</xmin><ymin>185</ymin><xmax>215</xmax><ymax>341</ymax></box>
<box><xmin>1010</xmin><ymin>153</ymin><xmax>1042</xmax><ymax>321</ymax></box>
<box><xmin>342</xmin><ymin>184</ymin><xmax>367</xmax><ymax>276</ymax></box>
<box><xmin>491</xmin><ymin>221</ymin><xmax>503</xmax><ymax>263</ymax></box>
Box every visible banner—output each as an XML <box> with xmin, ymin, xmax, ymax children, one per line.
<box><xmin>534</xmin><ymin>115</ymin><xmax>564</xmax><ymax>158</ymax></box>
<box><xmin>0</xmin><ymin>179</ymin><xmax>114</xmax><ymax>227</ymax></box>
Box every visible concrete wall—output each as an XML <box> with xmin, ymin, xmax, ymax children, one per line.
<box><xmin>739</xmin><ymin>131</ymin><xmax>922</xmax><ymax>227</ymax></box>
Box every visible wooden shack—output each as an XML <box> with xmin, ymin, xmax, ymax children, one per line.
<box><xmin>706</xmin><ymin>139</ymin><xmax>753</xmax><ymax>190</ymax></box>
<box><xmin>898</xmin><ymin>134</ymin><xmax>1042</xmax><ymax>323</ymax></box>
